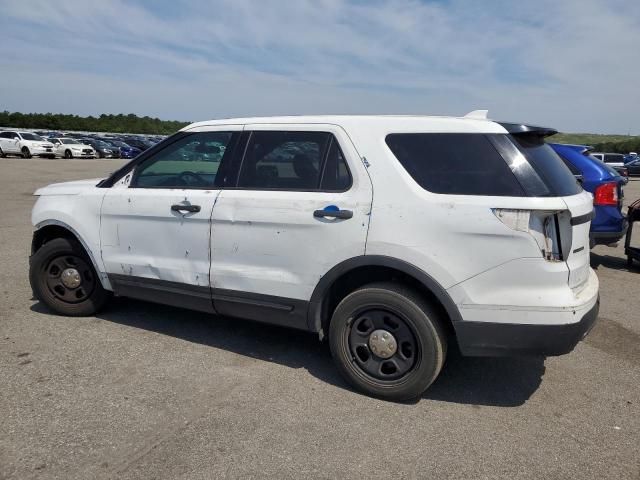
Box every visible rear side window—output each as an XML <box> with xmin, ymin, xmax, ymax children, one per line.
<box><xmin>237</xmin><ymin>131</ymin><xmax>333</xmax><ymax>190</ymax></box>
<box><xmin>510</xmin><ymin>135</ymin><xmax>582</xmax><ymax>196</ymax></box>
<box><xmin>385</xmin><ymin>133</ymin><xmax>525</xmax><ymax>196</ymax></box>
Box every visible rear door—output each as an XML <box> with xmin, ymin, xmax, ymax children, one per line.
<box><xmin>210</xmin><ymin>124</ymin><xmax>373</xmax><ymax>328</ymax></box>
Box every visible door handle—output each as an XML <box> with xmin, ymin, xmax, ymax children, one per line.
<box><xmin>171</xmin><ymin>204</ymin><xmax>201</xmax><ymax>213</ymax></box>
<box><xmin>313</xmin><ymin>207</ymin><xmax>353</xmax><ymax>219</ymax></box>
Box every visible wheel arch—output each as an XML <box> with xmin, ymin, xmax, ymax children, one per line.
<box><xmin>307</xmin><ymin>255</ymin><xmax>461</xmax><ymax>340</ymax></box>
<box><xmin>32</xmin><ymin>220</ymin><xmax>112</xmax><ymax>290</ymax></box>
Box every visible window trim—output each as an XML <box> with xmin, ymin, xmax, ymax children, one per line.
<box><xmin>226</xmin><ymin>130</ymin><xmax>353</xmax><ymax>193</ymax></box>
<box><xmin>128</xmin><ymin>131</ymin><xmax>241</xmax><ymax>190</ymax></box>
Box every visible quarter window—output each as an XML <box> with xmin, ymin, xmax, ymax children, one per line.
<box><xmin>385</xmin><ymin>133</ymin><xmax>526</xmax><ymax>196</ymax></box>
<box><xmin>132</xmin><ymin>132</ymin><xmax>235</xmax><ymax>189</ymax></box>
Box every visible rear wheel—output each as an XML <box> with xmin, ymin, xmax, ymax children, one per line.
<box><xmin>30</xmin><ymin>237</ymin><xmax>110</xmax><ymax>316</ymax></box>
<box><xmin>329</xmin><ymin>282</ymin><xmax>447</xmax><ymax>401</ymax></box>
<box><xmin>64</xmin><ymin>149</ymin><xmax>73</xmax><ymax>159</ymax></box>
<box><xmin>22</xmin><ymin>147</ymin><xmax>31</xmax><ymax>159</ymax></box>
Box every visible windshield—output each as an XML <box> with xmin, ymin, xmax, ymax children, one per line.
<box><xmin>20</xmin><ymin>133</ymin><xmax>45</xmax><ymax>141</ymax></box>
<box><xmin>110</xmin><ymin>141</ymin><xmax>129</xmax><ymax>148</ymax></box>
<box><xmin>60</xmin><ymin>139</ymin><xmax>77</xmax><ymax>144</ymax></box>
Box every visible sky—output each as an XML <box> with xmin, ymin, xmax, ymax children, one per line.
<box><xmin>1</xmin><ymin>0</ymin><xmax>638</xmax><ymax>134</ymax></box>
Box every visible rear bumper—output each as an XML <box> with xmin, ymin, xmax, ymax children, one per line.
<box><xmin>591</xmin><ymin>219</ymin><xmax>628</xmax><ymax>245</ymax></box>
<box><xmin>448</xmin><ymin>261</ymin><xmax>600</xmax><ymax>357</ymax></box>
<box><xmin>454</xmin><ymin>296</ymin><xmax>599</xmax><ymax>356</ymax></box>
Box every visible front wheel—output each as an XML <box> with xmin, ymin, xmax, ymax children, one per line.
<box><xmin>30</xmin><ymin>237</ymin><xmax>110</xmax><ymax>316</ymax></box>
<box><xmin>329</xmin><ymin>282</ymin><xmax>447</xmax><ymax>401</ymax></box>
<box><xmin>22</xmin><ymin>147</ymin><xmax>31</xmax><ymax>159</ymax></box>
<box><xmin>0</xmin><ymin>147</ymin><xmax>6</xmax><ymax>158</ymax></box>
<box><xmin>64</xmin><ymin>149</ymin><xmax>73</xmax><ymax>159</ymax></box>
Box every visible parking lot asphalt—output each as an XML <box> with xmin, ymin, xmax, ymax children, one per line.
<box><xmin>1</xmin><ymin>157</ymin><xmax>639</xmax><ymax>480</ymax></box>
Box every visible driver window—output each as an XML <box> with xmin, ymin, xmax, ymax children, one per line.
<box><xmin>132</xmin><ymin>132</ymin><xmax>235</xmax><ymax>189</ymax></box>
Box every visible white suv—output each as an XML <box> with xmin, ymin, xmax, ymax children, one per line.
<box><xmin>0</xmin><ymin>131</ymin><xmax>55</xmax><ymax>158</ymax></box>
<box><xmin>29</xmin><ymin>114</ymin><xmax>599</xmax><ymax>400</ymax></box>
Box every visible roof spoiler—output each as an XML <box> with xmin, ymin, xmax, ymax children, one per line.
<box><xmin>498</xmin><ymin>122</ymin><xmax>558</xmax><ymax>138</ymax></box>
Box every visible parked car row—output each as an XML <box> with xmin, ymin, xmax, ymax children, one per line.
<box><xmin>591</xmin><ymin>151</ymin><xmax>640</xmax><ymax>178</ymax></box>
<box><xmin>0</xmin><ymin>129</ymin><xmax>165</xmax><ymax>159</ymax></box>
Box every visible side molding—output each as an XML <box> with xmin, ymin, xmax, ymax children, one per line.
<box><xmin>307</xmin><ymin>255</ymin><xmax>463</xmax><ymax>334</ymax></box>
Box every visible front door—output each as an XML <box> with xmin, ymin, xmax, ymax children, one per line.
<box><xmin>100</xmin><ymin>127</ymin><xmax>242</xmax><ymax>311</ymax></box>
<box><xmin>210</xmin><ymin>124</ymin><xmax>373</xmax><ymax>329</ymax></box>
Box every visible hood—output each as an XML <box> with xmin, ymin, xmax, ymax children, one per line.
<box><xmin>34</xmin><ymin>178</ymin><xmax>103</xmax><ymax>196</ymax></box>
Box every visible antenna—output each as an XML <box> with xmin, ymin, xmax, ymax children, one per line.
<box><xmin>464</xmin><ymin>110</ymin><xmax>489</xmax><ymax>120</ymax></box>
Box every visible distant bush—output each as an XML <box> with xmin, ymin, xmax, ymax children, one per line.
<box><xmin>592</xmin><ymin>138</ymin><xmax>640</xmax><ymax>154</ymax></box>
<box><xmin>0</xmin><ymin>111</ymin><xmax>189</xmax><ymax>135</ymax></box>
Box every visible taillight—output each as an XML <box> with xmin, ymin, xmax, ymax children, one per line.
<box><xmin>594</xmin><ymin>182</ymin><xmax>618</xmax><ymax>206</ymax></box>
<box><xmin>492</xmin><ymin>208</ymin><xmax>566</xmax><ymax>261</ymax></box>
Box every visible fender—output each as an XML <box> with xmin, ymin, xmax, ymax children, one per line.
<box><xmin>33</xmin><ymin>220</ymin><xmax>112</xmax><ymax>290</ymax></box>
<box><xmin>307</xmin><ymin>255</ymin><xmax>462</xmax><ymax>334</ymax></box>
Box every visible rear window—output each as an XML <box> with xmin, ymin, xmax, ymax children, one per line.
<box><xmin>385</xmin><ymin>133</ymin><xmax>525</xmax><ymax>196</ymax></box>
<box><xmin>511</xmin><ymin>135</ymin><xmax>582</xmax><ymax>196</ymax></box>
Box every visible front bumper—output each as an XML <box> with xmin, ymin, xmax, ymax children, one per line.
<box><xmin>454</xmin><ymin>296</ymin><xmax>599</xmax><ymax>356</ymax></box>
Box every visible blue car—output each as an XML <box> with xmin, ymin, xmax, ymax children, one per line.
<box><xmin>550</xmin><ymin>143</ymin><xmax>627</xmax><ymax>246</ymax></box>
<box><xmin>104</xmin><ymin>140</ymin><xmax>142</xmax><ymax>159</ymax></box>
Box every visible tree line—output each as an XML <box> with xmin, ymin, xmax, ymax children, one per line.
<box><xmin>592</xmin><ymin>138</ymin><xmax>640</xmax><ymax>154</ymax></box>
<box><xmin>0</xmin><ymin>111</ymin><xmax>190</xmax><ymax>135</ymax></box>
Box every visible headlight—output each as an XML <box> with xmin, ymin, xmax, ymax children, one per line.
<box><xmin>104</xmin><ymin>149</ymin><xmax>112</xmax><ymax>153</ymax></box>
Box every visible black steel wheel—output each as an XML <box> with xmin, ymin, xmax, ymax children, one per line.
<box><xmin>30</xmin><ymin>237</ymin><xmax>110</xmax><ymax>316</ymax></box>
<box><xmin>329</xmin><ymin>282</ymin><xmax>447</xmax><ymax>401</ymax></box>
<box><xmin>22</xmin><ymin>147</ymin><xmax>31</xmax><ymax>159</ymax></box>
<box><xmin>348</xmin><ymin>308</ymin><xmax>418</xmax><ymax>381</ymax></box>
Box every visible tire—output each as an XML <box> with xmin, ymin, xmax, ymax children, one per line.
<box><xmin>64</xmin><ymin>149</ymin><xmax>73</xmax><ymax>159</ymax></box>
<box><xmin>30</xmin><ymin>237</ymin><xmax>110</xmax><ymax>316</ymax></box>
<box><xmin>0</xmin><ymin>147</ymin><xmax>5</xmax><ymax>158</ymax></box>
<box><xmin>22</xmin><ymin>147</ymin><xmax>31</xmax><ymax>159</ymax></box>
<box><xmin>329</xmin><ymin>282</ymin><xmax>447</xmax><ymax>401</ymax></box>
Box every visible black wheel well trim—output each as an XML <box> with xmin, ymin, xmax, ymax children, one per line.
<box><xmin>32</xmin><ymin>220</ymin><xmax>112</xmax><ymax>290</ymax></box>
<box><xmin>307</xmin><ymin>255</ymin><xmax>462</xmax><ymax>336</ymax></box>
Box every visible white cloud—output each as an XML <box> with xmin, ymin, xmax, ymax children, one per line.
<box><xmin>0</xmin><ymin>0</ymin><xmax>638</xmax><ymax>133</ymax></box>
